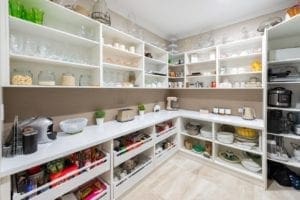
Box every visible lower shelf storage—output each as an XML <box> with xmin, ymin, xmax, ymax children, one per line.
<box><xmin>13</xmin><ymin>153</ymin><xmax>110</xmax><ymax>200</ymax></box>
<box><xmin>113</xmin><ymin>158</ymin><xmax>153</xmax><ymax>199</ymax></box>
<box><xmin>155</xmin><ymin>145</ymin><xmax>178</xmax><ymax>166</ymax></box>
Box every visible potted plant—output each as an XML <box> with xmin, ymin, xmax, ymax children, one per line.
<box><xmin>95</xmin><ymin>109</ymin><xmax>105</xmax><ymax>125</ymax></box>
<box><xmin>138</xmin><ymin>103</ymin><xmax>145</xmax><ymax>115</ymax></box>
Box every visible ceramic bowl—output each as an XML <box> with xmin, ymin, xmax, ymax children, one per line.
<box><xmin>59</xmin><ymin>118</ymin><xmax>88</xmax><ymax>134</ymax></box>
<box><xmin>241</xmin><ymin>159</ymin><xmax>262</xmax><ymax>172</ymax></box>
<box><xmin>217</xmin><ymin>132</ymin><xmax>234</xmax><ymax>144</ymax></box>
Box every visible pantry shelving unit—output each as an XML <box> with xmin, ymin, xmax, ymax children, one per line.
<box><xmin>168</xmin><ymin>52</ymin><xmax>186</xmax><ymax>88</ymax></box>
<box><xmin>265</xmin><ymin>15</ymin><xmax>300</xmax><ymax>189</ymax></box>
<box><xmin>144</xmin><ymin>43</ymin><xmax>169</xmax><ymax>88</ymax></box>
<box><xmin>179</xmin><ymin>117</ymin><xmax>265</xmax><ymax>182</ymax></box>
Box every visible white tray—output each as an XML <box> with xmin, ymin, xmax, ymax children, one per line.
<box><xmin>13</xmin><ymin>153</ymin><xmax>110</xmax><ymax>200</ymax></box>
<box><xmin>113</xmin><ymin>137</ymin><xmax>153</xmax><ymax>167</ymax></box>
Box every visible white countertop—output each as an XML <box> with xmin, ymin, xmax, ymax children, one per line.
<box><xmin>0</xmin><ymin>110</ymin><xmax>264</xmax><ymax>177</ymax></box>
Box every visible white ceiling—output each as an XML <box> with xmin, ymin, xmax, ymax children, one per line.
<box><xmin>107</xmin><ymin>0</ymin><xmax>296</xmax><ymax>40</ymax></box>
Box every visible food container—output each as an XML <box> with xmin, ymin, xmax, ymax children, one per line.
<box><xmin>59</xmin><ymin>118</ymin><xmax>88</xmax><ymax>134</ymax></box>
<box><xmin>22</xmin><ymin>127</ymin><xmax>38</xmax><ymax>154</ymax></box>
<box><xmin>61</xmin><ymin>73</ymin><xmax>76</xmax><ymax>86</ymax></box>
<box><xmin>236</xmin><ymin>127</ymin><xmax>258</xmax><ymax>139</ymax></box>
<box><xmin>11</xmin><ymin>69</ymin><xmax>33</xmax><ymax>85</ymax></box>
<box><xmin>185</xmin><ymin>122</ymin><xmax>201</xmax><ymax>135</ymax></box>
<box><xmin>217</xmin><ymin>132</ymin><xmax>234</xmax><ymax>144</ymax></box>
<box><xmin>184</xmin><ymin>139</ymin><xmax>193</xmax><ymax>150</ymax></box>
<box><xmin>38</xmin><ymin>70</ymin><xmax>56</xmax><ymax>86</ymax></box>
<box><xmin>79</xmin><ymin>74</ymin><xmax>91</xmax><ymax>86</ymax></box>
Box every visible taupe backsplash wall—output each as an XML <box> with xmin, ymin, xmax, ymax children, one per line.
<box><xmin>170</xmin><ymin>90</ymin><xmax>263</xmax><ymax>118</ymax></box>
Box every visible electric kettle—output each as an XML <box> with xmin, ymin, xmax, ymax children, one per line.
<box><xmin>242</xmin><ymin>107</ymin><xmax>256</xmax><ymax>120</ymax></box>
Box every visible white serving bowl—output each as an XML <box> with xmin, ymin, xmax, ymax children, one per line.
<box><xmin>59</xmin><ymin>118</ymin><xmax>88</xmax><ymax>134</ymax></box>
<box><xmin>217</xmin><ymin>132</ymin><xmax>234</xmax><ymax>144</ymax></box>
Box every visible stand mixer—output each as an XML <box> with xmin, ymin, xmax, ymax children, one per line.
<box><xmin>166</xmin><ymin>97</ymin><xmax>179</xmax><ymax>111</ymax></box>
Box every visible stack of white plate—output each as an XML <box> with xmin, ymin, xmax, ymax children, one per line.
<box><xmin>241</xmin><ymin>159</ymin><xmax>262</xmax><ymax>172</ymax></box>
<box><xmin>217</xmin><ymin>132</ymin><xmax>234</xmax><ymax>144</ymax></box>
<box><xmin>200</xmin><ymin>126</ymin><xmax>212</xmax><ymax>138</ymax></box>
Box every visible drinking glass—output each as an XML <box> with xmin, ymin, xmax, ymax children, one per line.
<box><xmin>10</xmin><ymin>33</ymin><xmax>23</xmax><ymax>54</ymax></box>
<box><xmin>24</xmin><ymin>38</ymin><xmax>38</xmax><ymax>56</ymax></box>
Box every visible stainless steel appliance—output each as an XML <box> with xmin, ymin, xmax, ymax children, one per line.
<box><xmin>268</xmin><ymin>87</ymin><xmax>292</xmax><ymax>108</ymax></box>
<box><xmin>116</xmin><ymin>109</ymin><xmax>135</xmax><ymax>122</ymax></box>
<box><xmin>20</xmin><ymin>117</ymin><xmax>56</xmax><ymax>144</ymax></box>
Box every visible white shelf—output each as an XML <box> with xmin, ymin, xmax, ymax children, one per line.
<box><xmin>114</xmin><ymin>159</ymin><xmax>153</xmax><ymax>199</ymax></box>
<box><xmin>268</xmin><ymin>132</ymin><xmax>300</xmax><ymax>140</ymax></box>
<box><xmin>219</xmin><ymin>52</ymin><xmax>262</xmax><ymax>61</ymax></box>
<box><xmin>215</xmin><ymin>157</ymin><xmax>262</xmax><ymax>180</ymax></box>
<box><xmin>219</xmin><ymin>36</ymin><xmax>262</xmax><ymax>48</ymax></box>
<box><xmin>186</xmin><ymin>59</ymin><xmax>216</xmax><ymax>66</ymax></box>
<box><xmin>219</xmin><ymin>71</ymin><xmax>262</xmax><ymax>77</ymax></box>
<box><xmin>169</xmin><ymin>77</ymin><xmax>185</xmax><ymax>79</ymax></box>
<box><xmin>268</xmin><ymin>15</ymin><xmax>300</xmax><ymax>39</ymax></box>
<box><xmin>154</xmin><ymin>145</ymin><xmax>178</xmax><ymax>166</ymax></box>
<box><xmin>103</xmin><ymin>45</ymin><xmax>142</xmax><ymax>59</ymax></box>
<box><xmin>180</xmin><ymin>132</ymin><xmax>213</xmax><ymax>142</ymax></box>
<box><xmin>214</xmin><ymin>140</ymin><xmax>262</xmax><ymax>155</ymax></box>
<box><xmin>268</xmin><ymin>58</ymin><xmax>300</xmax><ymax>65</ymax></box>
<box><xmin>180</xmin><ymin>148</ymin><xmax>212</xmax><ymax>162</ymax></box>
<box><xmin>267</xmin><ymin>107</ymin><xmax>300</xmax><ymax>112</ymax></box>
<box><xmin>186</xmin><ymin>74</ymin><xmax>216</xmax><ymax>78</ymax></box>
<box><xmin>268</xmin><ymin>157</ymin><xmax>300</xmax><ymax>168</ymax></box>
<box><xmin>10</xmin><ymin>53</ymin><xmax>99</xmax><ymax>69</ymax></box>
<box><xmin>5</xmin><ymin>85</ymin><xmax>100</xmax><ymax>89</ymax></box>
<box><xmin>13</xmin><ymin>154</ymin><xmax>110</xmax><ymax>200</ymax></box>
<box><xmin>9</xmin><ymin>17</ymin><xmax>99</xmax><ymax>47</ymax></box>
<box><xmin>103</xmin><ymin>62</ymin><xmax>143</xmax><ymax>72</ymax></box>
<box><xmin>144</xmin><ymin>56</ymin><xmax>167</xmax><ymax>66</ymax></box>
<box><xmin>267</xmin><ymin>81</ymin><xmax>300</xmax><ymax>85</ymax></box>
<box><xmin>169</xmin><ymin>64</ymin><xmax>185</xmax><ymax>67</ymax></box>
<box><xmin>113</xmin><ymin>137</ymin><xmax>153</xmax><ymax>167</ymax></box>
<box><xmin>155</xmin><ymin>127</ymin><xmax>177</xmax><ymax>143</ymax></box>
<box><xmin>145</xmin><ymin>73</ymin><xmax>168</xmax><ymax>78</ymax></box>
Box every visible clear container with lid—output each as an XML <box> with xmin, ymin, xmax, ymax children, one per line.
<box><xmin>11</xmin><ymin>69</ymin><xmax>33</xmax><ymax>85</ymax></box>
<box><xmin>61</xmin><ymin>72</ymin><xmax>76</xmax><ymax>86</ymax></box>
<box><xmin>79</xmin><ymin>74</ymin><xmax>91</xmax><ymax>86</ymax></box>
<box><xmin>38</xmin><ymin>70</ymin><xmax>56</xmax><ymax>86</ymax></box>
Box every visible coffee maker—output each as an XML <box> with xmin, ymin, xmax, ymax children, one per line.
<box><xmin>20</xmin><ymin>117</ymin><xmax>56</xmax><ymax>144</ymax></box>
<box><xmin>166</xmin><ymin>97</ymin><xmax>179</xmax><ymax>111</ymax></box>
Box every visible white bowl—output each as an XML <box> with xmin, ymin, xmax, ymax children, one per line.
<box><xmin>217</xmin><ymin>132</ymin><xmax>234</xmax><ymax>144</ymax></box>
<box><xmin>59</xmin><ymin>118</ymin><xmax>88</xmax><ymax>134</ymax></box>
<box><xmin>241</xmin><ymin>159</ymin><xmax>261</xmax><ymax>172</ymax></box>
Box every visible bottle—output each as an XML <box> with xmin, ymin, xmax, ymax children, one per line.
<box><xmin>91</xmin><ymin>0</ymin><xmax>111</xmax><ymax>25</ymax></box>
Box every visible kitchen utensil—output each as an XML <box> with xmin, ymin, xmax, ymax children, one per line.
<box><xmin>38</xmin><ymin>70</ymin><xmax>56</xmax><ymax>86</ymax></box>
<box><xmin>19</xmin><ymin>117</ymin><xmax>55</xmax><ymax>144</ymax></box>
<box><xmin>219</xmin><ymin>151</ymin><xmax>241</xmax><ymax>163</ymax></box>
<box><xmin>59</xmin><ymin>118</ymin><xmax>88</xmax><ymax>134</ymax></box>
<box><xmin>241</xmin><ymin>159</ymin><xmax>262</xmax><ymax>172</ymax></box>
<box><xmin>268</xmin><ymin>87</ymin><xmax>292</xmax><ymax>108</ymax></box>
<box><xmin>116</xmin><ymin>109</ymin><xmax>135</xmax><ymax>122</ymax></box>
<box><xmin>166</xmin><ymin>97</ymin><xmax>178</xmax><ymax>111</ymax></box>
<box><xmin>217</xmin><ymin>132</ymin><xmax>234</xmax><ymax>144</ymax></box>
<box><xmin>185</xmin><ymin>122</ymin><xmax>201</xmax><ymax>135</ymax></box>
<box><xmin>242</xmin><ymin>107</ymin><xmax>256</xmax><ymax>120</ymax></box>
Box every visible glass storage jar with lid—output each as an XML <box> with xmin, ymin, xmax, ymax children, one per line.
<box><xmin>79</xmin><ymin>74</ymin><xmax>91</xmax><ymax>86</ymax></box>
<box><xmin>38</xmin><ymin>70</ymin><xmax>56</xmax><ymax>86</ymax></box>
<box><xmin>61</xmin><ymin>72</ymin><xmax>76</xmax><ymax>86</ymax></box>
<box><xmin>11</xmin><ymin>69</ymin><xmax>33</xmax><ymax>85</ymax></box>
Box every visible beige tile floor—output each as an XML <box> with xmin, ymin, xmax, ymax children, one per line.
<box><xmin>121</xmin><ymin>154</ymin><xmax>300</xmax><ymax>200</ymax></box>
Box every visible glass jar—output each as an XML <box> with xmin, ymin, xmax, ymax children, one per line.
<box><xmin>79</xmin><ymin>74</ymin><xmax>91</xmax><ymax>86</ymax></box>
<box><xmin>38</xmin><ymin>70</ymin><xmax>56</xmax><ymax>86</ymax></box>
<box><xmin>61</xmin><ymin>73</ymin><xmax>75</xmax><ymax>86</ymax></box>
<box><xmin>11</xmin><ymin>69</ymin><xmax>33</xmax><ymax>85</ymax></box>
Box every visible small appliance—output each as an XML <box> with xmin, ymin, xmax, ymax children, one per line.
<box><xmin>268</xmin><ymin>87</ymin><xmax>292</xmax><ymax>108</ymax></box>
<box><xmin>268</xmin><ymin>66</ymin><xmax>300</xmax><ymax>82</ymax></box>
<box><xmin>116</xmin><ymin>109</ymin><xmax>135</xmax><ymax>122</ymax></box>
<box><xmin>166</xmin><ymin>97</ymin><xmax>179</xmax><ymax>111</ymax></box>
<box><xmin>20</xmin><ymin>117</ymin><xmax>56</xmax><ymax>144</ymax></box>
<box><xmin>241</xmin><ymin>107</ymin><xmax>256</xmax><ymax>120</ymax></box>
